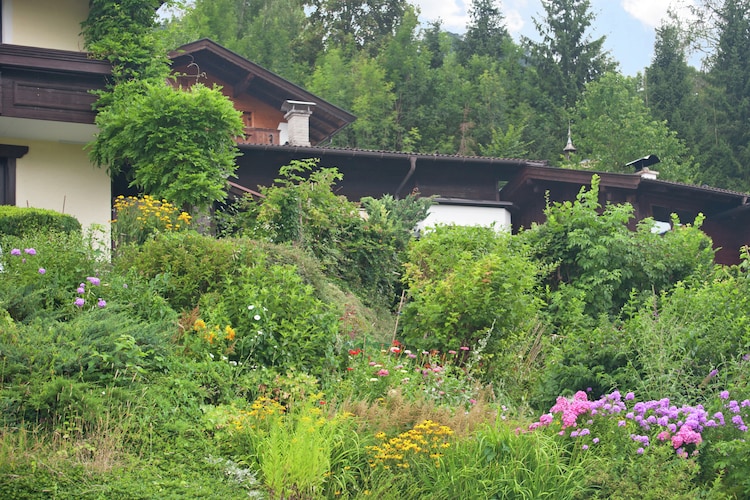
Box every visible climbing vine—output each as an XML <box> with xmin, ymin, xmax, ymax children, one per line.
<box><xmin>81</xmin><ymin>0</ymin><xmax>170</xmax><ymax>83</ymax></box>
<box><xmin>83</xmin><ymin>1</ymin><xmax>245</xmax><ymax>211</ymax></box>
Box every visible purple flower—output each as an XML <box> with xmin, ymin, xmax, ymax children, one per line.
<box><xmin>636</xmin><ymin>447</ymin><xmax>644</xmax><ymax>455</ymax></box>
<box><xmin>708</xmin><ymin>369</ymin><xmax>718</xmax><ymax>378</ymax></box>
<box><xmin>720</xmin><ymin>390</ymin><xmax>730</xmax><ymax>399</ymax></box>
<box><xmin>582</xmin><ymin>444</ymin><xmax>589</xmax><ymax>450</ymax></box>
<box><xmin>86</xmin><ymin>276</ymin><xmax>101</xmax><ymax>286</ymax></box>
<box><xmin>74</xmin><ymin>298</ymin><xmax>85</xmax><ymax>308</ymax></box>
<box><xmin>97</xmin><ymin>298</ymin><xmax>106</xmax><ymax>308</ymax></box>
<box><xmin>732</xmin><ymin>415</ymin><xmax>745</xmax><ymax>430</ymax></box>
<box><xmin>10</xmin><ymin>248</ymin><xmax>21</xmax><ymax>256</ymax></box>
<box><xmin>592</xmin><ymin>437</ymin><xmax>600</xmax><ymax>444</ymax></box>
<box><xmin>38</xmin><ymin>268</ymin><xmax>46</xmax><ymax>275</ymax></box>
<box><xmin>77</xmin><ymin>286</ymin><xmax>85</xmax><ymax>294</ymax></box>
<box><xmin>625</xmin><ymin>392</ymin><xmax>635</xmax><ymax>401</ymax></box>
<box><xmin>24</xmin><ymin>248</ymin><xmax>36</xmax><ymax>255</ymax></box>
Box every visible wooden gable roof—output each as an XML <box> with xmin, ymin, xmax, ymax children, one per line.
<box><xmin>169</xmin><ymin>39</ymin><xmax>355</xmax><ymax>145</ymax></box>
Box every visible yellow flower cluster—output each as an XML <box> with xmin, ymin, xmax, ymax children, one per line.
<box><xmin>113</xmin><ymin>194</ymin><xmax>191</xmax><ymax>229</ymax></box>
<box><xmin>367</xmin><ymin>420</ymin><xmax>454</xmax><ymax>470</ymax></box>
<box><xmin>204</xmin><ymin>398</ymin><xmax>286</xmax><ymax>435</ymax></box>
<box><xmin>222</xmin><ymin>397</ymin><xmax>287</xmax><ymax>432</ymax></box>
<box><xmin>193</xmin><ymin>318</ymin><xmax>236</xmax><ymax>344</ymax></box>
<box><xmin>111</xmin><ymin>195</ymin><xmax>192</xmax><ymax>246</ymax></box>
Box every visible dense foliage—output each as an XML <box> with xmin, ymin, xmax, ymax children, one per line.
<box><xmin>89</xmin><ymin>80</ymin><xmax>244</xmax><ymax>210</ymax></box>
<box><xmin>2</xmin><ymin>180</ymin><xmax>749</xmax><ymax>496</ymax></box>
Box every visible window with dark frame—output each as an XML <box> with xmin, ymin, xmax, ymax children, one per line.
<box><xmin>0</xmin><ymin>145</ymin><xmax>31</xmax><ymax>206</ymax></box>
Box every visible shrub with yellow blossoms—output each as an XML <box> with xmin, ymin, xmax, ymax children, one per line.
<box><xmin>191</xmin><ymin>318</ymin><xmax>237</xmax><ymax>359</ymax></box>
<box><xmin>111</xmin><ymin>194</ymin><xmax>192</xmax><ymax>248</ymax></box>
<box><xmin>367</xmin><ymin>419</ymin><xmax>454</xmax><ymax>470</ymax></box>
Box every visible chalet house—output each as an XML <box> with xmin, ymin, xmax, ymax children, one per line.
<box><xmin>0</xmin><ymin>0</ymin><xmax>111</xmax><ymax>231</ymax></box>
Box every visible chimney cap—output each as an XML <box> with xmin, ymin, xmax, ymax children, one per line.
<box><xmin>626</xmin><ymin>154</ymin><xmax>660</xmax><ymax>172</ymax></box>
<box><xmin>282</xmin><ymin>100</ymin><xmax>316</xmax><ymax>112</ymax></box>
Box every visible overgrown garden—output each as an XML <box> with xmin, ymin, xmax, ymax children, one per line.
<box><xmin>1</xmin><ymin>170</ymin><xmax>748</xmax><ymax>498</ymax></box>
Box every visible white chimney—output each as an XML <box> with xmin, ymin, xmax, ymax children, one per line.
<box><xmin>638</xmin><ymin>167</ymin><xmax>660</xmax><ymax>180</ymax></box>
<box><xmin>281</xmin><ymin>100</ymin><xmax>316</xmax><ymax>146</ymax></box>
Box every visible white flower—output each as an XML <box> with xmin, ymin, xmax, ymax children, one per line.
<box><xmin>253</xmin><ymin>314</ymin><xmax>261</xmax><ymax>321</ymax></box>
<box><xmin>248</xmin><ymin>305</ymin><xmax>255</xmax><ymax>310</ymax></box>
<box><xmin>369</xmin><ymin>378</ymin><xmax>378</xmax><ymax>382</ymax></box>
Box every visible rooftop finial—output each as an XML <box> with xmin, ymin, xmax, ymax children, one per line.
<box><xmin>563</xmin><ymin>121</ymin><xmax>576</xmax><ymax>160</ymax></box>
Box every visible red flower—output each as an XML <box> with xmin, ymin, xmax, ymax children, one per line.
<box><xmin>392</xmin><ymin>339</ymin><xmax>402</xmax><ymax>347</ymax></box>
<box><xmin>346</xmin><ymin>367</ymin><xmax>354</xmax><ymax>371</ymax></box>
<box><xmin>348</xmin><ymin>349</ymin><xmax>361</xmax><ymax>356</ymax></box>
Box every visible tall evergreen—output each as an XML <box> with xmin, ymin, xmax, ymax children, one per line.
<box><xmin>457</xmin><ymin>0</ymin><xmax>511</xmax><ymax>63</ymax></box>
<box><xmin>703</xmin><ymin>0</ymin><xmax>750</xmax><ymax>189</ymax></box>
<box><xmin>646</xmin><ymin>23</ymin><xmax>692</xmax><ymax>128</ymax></box>
<box><xmin>527</xmin><ymin>0</ymin><xmax>615</xmax><ymax>109</ymax></box>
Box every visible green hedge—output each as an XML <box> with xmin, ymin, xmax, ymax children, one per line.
<box><xmin>0</xmin><ymin>206</ymin><xmax>81</xmax><ymax>236</ymax></box>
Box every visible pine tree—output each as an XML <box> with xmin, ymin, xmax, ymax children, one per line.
<box><xmin>458</xmin><ymin>0</ymin><xmax>511</xmax><ymax>63</ymax></box>
<box><xmin>527</xmin><ymin>0</ymin><xmax>615</xmax><ymax>109</ymax></box>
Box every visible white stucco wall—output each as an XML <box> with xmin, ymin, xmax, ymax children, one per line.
<box><xmin>2</xmin><ymin>0</ymin><xmax>88</xmax><ymax>51</ymax></box>
<box><xmin>11</xmin><ymin>139</ymin><xmax>111</xmax><ymax>232</ymax></box>
<box><xmin>417</xmin><ymin>204</ymin><xmax>512</xmax><ymax>232</ymax></box>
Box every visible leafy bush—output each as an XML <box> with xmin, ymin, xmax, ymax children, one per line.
<box><xmin>400</xmin><ymin>224</ymin><xmax>542</xmax><ymax>356</ymax></box>
<box><xmin>215</xmin><ymin>159</ymin><xmax>431</xmax><ymax>305</ymax></box>
<box><xmin>521</xmin><ymin>175</ymin><xmax>715</xmax><ymax>319</ymax></box>
<box><xmin>89</xmin><ymin>79</ymin><xmax>244</xmax><ymax>210</ymax></box>
<box><xmin>0</xmin><ymin>206</ymin><xmax>80</xmax><ymax>237</ymax></box>
<box><xmin>114</xmin><ymin>232</ymin><xmax>258</xmax><ymax>311</ymax></box>
<box><xmin>190</xmin><ymin>259</ymin><xmax>340</xmax><ymax>376</ymax></box>
<box><xmin>0</xmin><ymin>309</ymin><xmax>173</xmax><ymax>426</ymax></box>
<box><xmin>0</xmin><ymin>232</ymin><xmax>104</xmax><ymax>322</ymax></box>
<box><xmin>620</xmin><ymin>275</ymin><xmax>750</xmax><ymax>403</ymax></box>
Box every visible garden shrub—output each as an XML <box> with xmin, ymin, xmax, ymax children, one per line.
<box><xmin>521</xmin><ymin>175</ymin><xmax>715</xmax><ymax>320</ymax></box>
<box><xmin>400</xmin><ymin>224</ymin><xmax>542</xmax><ymax>358</ymax></box>
<box><xmin>215</xmin><ymin>159</ymin><xmax>431</xmax><ymax>306</ymax></box>
<box><xmin>114</xmin><ymin>232</ymin><xmax>259</xmax><ymax>311</ymax></box>
<box><xmin>0</xmin><ymin>232</ymin><xmax>104</xmax><ymax>322</ymax></box>
<box><xmin>620</xmin><ymin>274</ymin><xmax>750</xmax><ymax>403</ymax></box>
<box><xmin>532</xmin><ymin>316</ymin><xmax>635</xmax><ymax>410</ymax></box>
<box><xmin>0</xmin><ymin>309</ymin><xmax>173</xmax><ymax>426</ymax></box>
<box><xmin>0</xmin><ymin>206</ymin><xmax>81</xmax><ymax>237</ymax></box>
<box><xmin>190</xmin><ymin>259</ymin><xmax>340</xmax><ymax>376</ymax></box>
